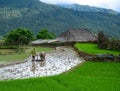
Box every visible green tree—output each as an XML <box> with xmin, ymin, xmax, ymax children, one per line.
<box><xmin>97</xmin><ymin>31</ymin><xmax>109</xmax><ymax>49</ymax></box>
<box><xmin>36</xmin><ymin>29</ymin><xmax>56</xmax><ymax>39</ymax></box>
<box><xmin>5</xmin><ymin>28</ymin><xmax>34</xmax><ymax>45</ymax></box>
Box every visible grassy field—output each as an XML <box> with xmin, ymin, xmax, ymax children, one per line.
<box><xmin>0</xmin><ymin>62</ymin><xmax>120</xmax><ymax>91</ymax></box>
<box><xmin>74</xmin><ymin>43</ymin><xmax>120</xmax><ymax>55</ymax></box>
<box><xmin>0</xmin><ymin>46</ymin><xmax>54</xmax><ymax>63</ymax></box>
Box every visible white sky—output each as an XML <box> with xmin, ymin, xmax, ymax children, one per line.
<box><xmin>40</xmin><ymin>0</ymin><xmax>120</xmax><ymax>12</ymax></box>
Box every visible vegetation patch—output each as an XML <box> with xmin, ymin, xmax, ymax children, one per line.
<box><xmin>0</xmin><ymin>46</ymin><xmax>18</xmax><ymax>49</ymax></box>
<box><xmin>0</xmin><ymin>49</ymin><xmax>16</xmax><ymax>55</ymax></box>
<box><xmin>74</xmin><ymin>43</ymin><xmax>120</xmax><ymax>55</ymax></box>
<box><xmin>0</xmin><ymin>62</ymin><xmax>120</xmax><ymax>91</ymax></box>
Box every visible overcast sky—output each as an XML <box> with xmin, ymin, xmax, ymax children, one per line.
<box><xmin>40</xmin><ymin>0</ymin><xmax>120</xmax><ymax>12</ymax></box>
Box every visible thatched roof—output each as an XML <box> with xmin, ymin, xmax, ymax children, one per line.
<box><xmin>57</xmin><ymin>29</ymin><xmax>97</xmax><ymax>42</ymax></box>
<box><xmin>31</xmin><ymin>29</ymin><xmax>97</xmax><ymax>44</ymax></box>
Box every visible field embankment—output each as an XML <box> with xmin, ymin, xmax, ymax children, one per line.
<box><xmin>74</xmin><ymin>43</ymin><xmax>120</xmax><ymax>55</ymax></box>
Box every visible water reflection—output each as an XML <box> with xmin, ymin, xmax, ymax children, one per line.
<box><xmin>31</xmin><ymin>61</ymin><xmax>46</xmax><ymax>73</ymax></box>
<box><xmin>39</xmin><ymin>61</ymin><xmax>45</xmax><ymax>67</ymax></box>
<box><xmin>31</xmin><ymin>61</ymin><xmax>36</xmax><ymax>73</ymax></box>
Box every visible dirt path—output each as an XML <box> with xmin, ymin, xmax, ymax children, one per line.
<box><xmin>0</xmin><ymin>47</ymin><xmax>84</xmax><ymax>80</ymax></box>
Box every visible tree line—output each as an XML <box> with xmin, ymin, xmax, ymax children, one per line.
<box><xmin>4</xmin><ymin>28</ymin><xmax>56</xmax><ymax>45</ymax></box>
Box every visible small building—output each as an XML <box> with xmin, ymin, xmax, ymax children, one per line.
<box><xmin>31</xmin><ymin>28</ymin><xmax>97</xmax><ymax>45</ymax></box>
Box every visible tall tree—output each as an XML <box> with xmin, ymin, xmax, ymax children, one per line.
<box><xmin>97</xmin><ymin>31</ymin><xmax>108</xmax><ymax>49</ymax></box>
<box><xmin>36</xmin><ymin>29</ymin><xmax>56</xmax><ymax>39</ymax></box>
<box><xmin>5</xmin><ymin>28</ymin><xmax>34</xmax><ymax>45</ymax></box>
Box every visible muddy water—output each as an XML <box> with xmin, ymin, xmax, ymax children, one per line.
<box><xmin>0</xmin><ymin>47</ymin><xmax>84</xmax><ymax>80</ymax></box>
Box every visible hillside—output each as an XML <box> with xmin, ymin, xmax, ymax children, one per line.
<box><xmin>0</xmin><ymin>0</ymin><xmax>120</xmax><ymax>38</ymax></box>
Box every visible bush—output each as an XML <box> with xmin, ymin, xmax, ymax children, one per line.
<box><xmin>36</xmin><ymin>29</ymin><xmax>56</xmax><ymax>39</ymax></box>
<box><xmin>4</xmin><ymin>28</ymin><xmax>34</xmax><ymax>45</ymax></box>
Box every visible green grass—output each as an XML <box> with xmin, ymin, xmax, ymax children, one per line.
<box><xmin>0</xmin><ymin>46</ymin><xmax>54</xmax><ymax>63</ymax></box>
<box><xmin>0</xmin><ymin>53</ymin><xmax>29</xmax><ymax>63</ymax></box>
<box><xmin>0</xmin><ymin>62</ymin><xmax>120</xmax><ymax>91</ymax></box>
<box><xmin>74</xmin><ymin>43</ymin><xmax>120</xmax><ymax>55</ymax></box>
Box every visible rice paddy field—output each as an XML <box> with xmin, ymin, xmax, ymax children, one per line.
<box><xmin>74</xmin><ymin>43</ymin><xmax>120</xmax><ymax>55</ymax></box>
<box><xmin>0</xmin><ymin>46</ymin><xmax>54</xmax><ymax>63</ymax></box>
<box><xmin>0</xmin><ymin>62</ymin><xmax>120</xmax><ymax>91</ymax></box>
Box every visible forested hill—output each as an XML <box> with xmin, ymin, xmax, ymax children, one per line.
<box><xmin>0</xmin><ymin>0</ymin><xmax>120</xmax><ymax>38</ymax></box>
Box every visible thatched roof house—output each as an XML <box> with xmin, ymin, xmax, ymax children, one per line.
<box><xmin>57</xmin><ymin>29</ymin><xmax>97</xmax><ymax>42</ymax></box>
<box><xmin>31</xmin><ymin>29</ymin><xmax>97</xmax><ymax>45</ymax></box>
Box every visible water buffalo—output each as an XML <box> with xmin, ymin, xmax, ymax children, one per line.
<box><xmin>40</xmin><ymin>52</ymin><xmax>45</xmax><ymax>61</ymax></box>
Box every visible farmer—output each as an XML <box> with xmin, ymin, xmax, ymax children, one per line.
<box><xmin>31</xmin><ymin>48</ymin><xmax>36</xmax><ymax>61</ymax></box>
